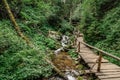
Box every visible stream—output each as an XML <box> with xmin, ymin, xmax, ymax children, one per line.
<box><xmin>42</xmin><ymin>34</ymin><xmax>98</xmax><ymax>80</ymax></box>
<box><xmin>54</xmin><ymin>52</ymin><xmax>80</xmax><ymax>80</ymax></box>
<box><xmin>52</xmin><ymin>35</ymin><xmax>79</xmax><ymax>80</ymax></box>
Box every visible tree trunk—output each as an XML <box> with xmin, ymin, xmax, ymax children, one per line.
<box><xmin>2</xmin><ymin>0</ymin><xmax>68</xmax><ymax>79</ymax></box>
<box><xmin>2</xmin><ymin>0</ymin><xmax>31</xmax><ymax>46</ymax></box>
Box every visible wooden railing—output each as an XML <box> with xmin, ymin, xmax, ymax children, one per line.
<box><xmin>77</xmin><ymin>40</ymin><xmax>120</xmax><ymax>72</ymax></box>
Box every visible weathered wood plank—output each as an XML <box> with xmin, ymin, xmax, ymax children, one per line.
<box><xmin>88</xmin><ymin>63</ymin><xmax>120</xmax><ymax>70</ymax></box>
<box><xmin>92</xmin><ymin>69</ymin><xmax>120</xmax><ymax>73</ymax></box>
<box><xmin>96</xmin><ymin>72</ymin><xmax>120</xmax><ymax>75</ymax></box>
<box><xmin>81</xmin><ymin>57</ymin><xmax>108</xmax><ymax>63</ymax></box>
<box><xmin>77</xmin><ymin>37</ymin><xmax>120</xmax><ymax>80</ymax></box>
<box><xmin>101</xmin><ymin>78</ymin><xmax>120</xmax><ymax>80</ymax></box>
<box><xmin>79</xmin><ymin>52</ymin><xmax>99</xmax><ymax>58</ymax></box>
<box><xmin>80</xmin><ymin>41</ymin><xmax>120</xmax><ymax>61</ymax></box>
<box><xmin>98</xmin><ymin>74</ymin><xmax>120</xmax><ymax>79</ymax></box>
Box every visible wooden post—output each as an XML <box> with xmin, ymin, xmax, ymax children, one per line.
<box><xmin>97</xmin><ymin>52</ymin><xmax>102</xmax><ymax>72</ymax></box>
<box><xmin>78</xmin><ymin>42</ymin><xmax>80</xmax><ymax>52</ymax></box>
<box><xmin>74</xmin><ymin>35</ymin><xmax>77</xmax><ymax>46</ymax></box>
<box><xmin>74</xmin><ymin>38</ymin><xmax>77</xmax><ymax>46</ymax></box>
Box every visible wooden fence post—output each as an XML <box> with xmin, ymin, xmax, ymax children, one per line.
<box><xmin>97</xmin><ymin>52</ymin><xmax>102</xmax><ymax>72</ymax></box>
<box><xmin>74</xmin><ymin>38</ymin><xmax>77</xmax><ymax>46</ymax></box>
<box><xmin>78</xmin><ymin>42</ymin><xmax>80</xmax><ymax>52</ymax></box>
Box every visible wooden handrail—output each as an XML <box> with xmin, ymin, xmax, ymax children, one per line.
<box><xmin>76</xmin><ymin>34</ymin><xmax>120</xmax><ymax>72</ymax></box>
<box><xmin>80</xmin><ymin>41</ymin><xmax>120</xmax><ymax>61</ymax></box>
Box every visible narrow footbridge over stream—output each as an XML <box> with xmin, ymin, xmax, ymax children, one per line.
<box><xmin>76</xmin><ymin>34</ymin><xmax>120</xmax><ymax>80</ymax></box>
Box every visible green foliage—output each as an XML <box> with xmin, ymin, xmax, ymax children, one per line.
<box><xmin>68</xmin><ymin>49</ymin><xmax>78</xmax><ymax>59</ymax></box>
<box><xmin>1</xmin><ymin>1</ymin><xmax>120</xmax><ymax>80</ymax></box>
<box><xmin>0</xmin><ymin>21</ymin><xmax>53</xmax><ymax>80</ymax></box>
<box><xmin>40</xmin><ymin>25</ymin><xmax>56</xmax><ymax>35</ymax></box>
<box><xmin>0</xmin><ymin>49</ymin><xmax>52</xmax><ymax>80</ymax></box>
<box><xmin>0</xmin><ymin>20</ymin><xmax>28</xmax><ymax>54</ymax></box>
<box><xmin>0</xmin><ymin>0</ymin><xmax>83</xmax><ymax>80</ymax></box>
<box><xmin>19</xmin><ymin>1</ymin><xmax>56</xmax><ymax>28</ymax></box>
<box><xmin>32</xmin><ymin>34</ymin><xmax>57</xmax><ymax>50</ymax></box>
<box><xmin>80</xmin><ymin>0</ymin><xmax>120</xmax><ymax>65</ymax></box>
<box><xmin>45</xmin><ymin>38</ymin><xmax>56</xmax><ymax>50</ymax></box>
<box><xmin>60</xmin><ymin>20</ymin><xmax>74</xmax><ymax>34</ymax></box>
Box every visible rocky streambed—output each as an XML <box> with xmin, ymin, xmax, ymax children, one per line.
<box><xmin>51</xmin><ymin>52</ymin><xmax>80</xmax><ymax>80</ymax></box>
<box><xmin>40</xmin><ymin>33</ymin><xmax>98</xmax><ymax>80</ymax></box>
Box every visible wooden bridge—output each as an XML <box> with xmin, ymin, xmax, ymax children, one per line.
<box><xmin>76</xmin><ymin>34</ymin><xmax>120</xmax><ymax>80</ymax></box>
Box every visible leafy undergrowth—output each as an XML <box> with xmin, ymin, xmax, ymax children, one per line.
<box><xmin>0</xmin><ymin>1</ymin><xmax>75</xmax><ymax>79</ymax></box>
<box><xmin>2</xmin><ymin>0</ymin><xmax>119</xmax><ymax>80</ymax></box>
<box><xmin>68</xmin><ymin>49</ymin><xmax>78</xmax><ymax>59</ymax></box>
<box><xmin>80</xmin><ymin>0</ymin><xmax>120</xmax><ymax>66</ymax></box>
<box><xmin>0</xmin><ymin>21</ymin><xmax>54</xmax><ymax>80</ymax></box>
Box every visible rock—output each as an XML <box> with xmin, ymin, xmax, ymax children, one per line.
<box><xmin>65</xmin><ymin>71</ymin><xmax>76</xmax><ymax>80</ymax></box>
<box><xmin>48</xmin><ymin>30</ymin><xmax>60</xmax><ymax>40</ymax></box>
<box><xmin>61</xmin><ymin>35</ymin><xmax>69</xmax><ymax>47</ymax></box>
<box><xmin>75</xmin><ymin>61</ymin><xmax>79</xmax><ymax>64</ymax></box>
<box><xmin>49</xmin><ymin>77</ymin><xmax>64</xmax><ymax>80</ymax></box>
<box><xmin>71</xmin><ymin>70</ymin><xmax>80</xmax><ymax>76</ymax></box>
<box><xmin>61</xmin><ymin>42</ymin><xmax>67</xmax><ymax>47</ymax></box>
<box><xmin>54</xmin><ymin>47</ymin><xmax>64</xmax><ymax>54</ymax></box>
<box><xmin>54</xmin><ymin>35</ymin><xmax>70</xmax><ymax>55</ymax></box>
<box><xmin>67</xmin><ymin>75</ymin><xmax>76</xmax><ymax>80</ymax></box>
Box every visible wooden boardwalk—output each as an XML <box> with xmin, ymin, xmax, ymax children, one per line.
<box><xmin>77</xmin><ymin>37</ymin><xmax>120</xmax><ymax>80</ymax></box>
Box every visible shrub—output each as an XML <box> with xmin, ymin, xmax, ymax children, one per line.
<box><xmin>0</xmin><ymin>49</ymin><xmax>52</xmax><ymax>80</ymax></box>
<box><xmin>60</xmin><ymin>20</ymin><xmax>74</xmax><ymax>34</ymax></box>
<box><xmin>0</xmin><ymin>21</ymin><xmax>53</xmax><ymax>80</ymax></box>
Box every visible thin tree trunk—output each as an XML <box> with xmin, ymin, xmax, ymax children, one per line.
<box><xmin>2</xmin><ymin>0</ymin><xmax>67</xmax><ymax>79</ymax></box>
<box><xmin>2</xmin><ymin>0</ymin><xmax>31</xmax><ymax>46</ymax></box>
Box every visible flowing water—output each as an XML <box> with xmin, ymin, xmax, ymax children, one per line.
<box><xmin>52</xmin><ymin>35</ymin><xmax>79</xmax><ymax>80</ymax></box>
<box><xmin>52</xmin><ymin>52</ymin><xmax>79</xmax><ymax>80</ymax></box>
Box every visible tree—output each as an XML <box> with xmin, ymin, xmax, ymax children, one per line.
<box><xmin>2</xmin><ymin>0</ymin><xmax>31</xmax><ymax>46</ymax></box>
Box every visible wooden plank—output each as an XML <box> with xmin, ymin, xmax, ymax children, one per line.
<box><xmin>101</xmin><ymin>78</ymin><xmax>120</xmax><ymax>80</ymax></box>
<box><xmin>96</xmin><ymin>72</ymin><xmax>120</xmax><ymax>76</ymax></box>
<box><xmin>79</xmin><ymin>52</ymin><xmax>99</xmax><ymax>58</ymax></box>
<box><xmin>92</xmin><ymin>69</ymin><xmax>120</xmax><ymax>73</ymax></box>
<box><xmin>80</xmin><ymin>41</ymin><xmax>120</xmax><ymax>61</ymax></box>
<box><xmin>79</xmin><ymin>50</ymin><xmax>108</xmax><ymax>63</ymax></box>
<box><xmin>88</xmin><ymin>63</ymin><xmax>120</xmax><ymax>70</ymax></box>
<box><xmin>85</xmin><ymin>69</ymin><xmax>120</xmax><ymax>74</ymax></box>
<box><xmin>77</xmin><ymin>37</ymin><xmax>120</xmax><ymax>80</ymax></box>
<box><xmin>77</xmin><ymin>37</ymin><xmax>83</xmax><ymax>42</ymax></box>
<box><xmin>80</xmin><ymin>49</ymin><xmax>94</xmax><ymax>52</ymax></box>
<box><xmin>98</xmin><ymin>74</ymin><xmax>120</xmax><ymax>79</ymax></box>
<box><xmin>83</xmin><ymin>58</ymin><xmax>108</xmax><ymax>63</ymax></box>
